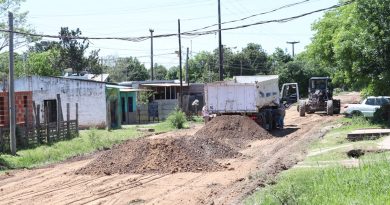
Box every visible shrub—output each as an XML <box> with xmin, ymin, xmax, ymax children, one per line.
<box><xmin>167</xmin><ymin>107</ymin><xmax>187</xmax><ymax>129</ymax></box>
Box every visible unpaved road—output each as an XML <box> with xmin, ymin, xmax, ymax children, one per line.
<box><xmin>0</xmin><ymin>107</ymin><xmax>340</xmax><ymax>205</ymax></box>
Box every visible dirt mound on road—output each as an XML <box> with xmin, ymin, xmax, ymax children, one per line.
<box><xmin>195</xmin><ymin>115</ymin><xmax>271</xmax><ymax>147</ymax></box>
<box><xmin>76</xmin><ymin>137</ymin><xmax>240</xmax><ymax>175</ymax></box>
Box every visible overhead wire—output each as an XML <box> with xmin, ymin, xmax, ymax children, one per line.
<box><xmin>185</xmin><ymin>0</ymin><xmax>313</xmax><ymax>33</ymax></box>
<box><xmin>3</xmin><ymin>1</ymin><xmax>350</xmax><ymax>44</ymax></box>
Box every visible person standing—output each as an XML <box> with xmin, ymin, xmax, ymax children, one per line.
<box><xmin>202</xmin><ymin>104</ymin><xmax>210</xmax><ymax>124</ymax></box>
<box><xmin>277</xmin><ymin>103</ymin><xmax>286</xmax><ymax>129</ymax></box>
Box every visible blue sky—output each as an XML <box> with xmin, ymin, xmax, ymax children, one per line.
<box><xmin>21</xmin><ymin>0</ymin><xmax>338</xmax><ymax>68</ymax></box>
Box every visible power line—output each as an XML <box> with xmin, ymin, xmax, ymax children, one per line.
<box><xmin>2</xmin><ymin>2</ymin><xmax>350</xmax><ymax>43</ymax></box>
<box><xmin>185</xmin><ymin>0</ymin><xmax>313</xmax><ymax>33</ymax></box>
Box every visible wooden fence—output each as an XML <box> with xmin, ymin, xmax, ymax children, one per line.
<box><xmin>0</xmin><ymin>101</ymin><xmax>79</xmax><ymax>153</ymax></box>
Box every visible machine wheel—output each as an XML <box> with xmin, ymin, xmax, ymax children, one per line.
<box><xmin>333</xmin><ymin>99</ymin><xmax>341</xmax><ymax>114</ymax></box>
<box><xmin>299</xmin><ymin>101</ymin><xmax>306</xmax><ymax>117</ymax></box>
<box><xmin>327</xmin><ymin>100</ymin><xmax>334</xmax><ymax>116</ymax></box>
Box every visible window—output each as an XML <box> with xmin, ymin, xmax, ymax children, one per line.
<box><xmin>128</xmin><ymin>96</ymin><xmax>134</xmax><ymax>112</ymax></box>
<box><xmin>377</xmin><ymin>98</ymin><xmax>390</xmax><ymax>106</ymax></box>
<box><xmin>366</xmin><ymin>98</ymin><xmax>375</xmax><ymax>105</ymax></box>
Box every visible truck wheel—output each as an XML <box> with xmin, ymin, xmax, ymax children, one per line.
<box><xmin>327</xmin><ymin>100</ymin><xmax>334</xmax><ymax>116</ymax></box>
<box><xmin>299</xmin><ymin>101</ymin><xmax>306</xmax><ymax>117</ymax></box>
<box><xmin>333</xmin><ymin>99</ymin><xmax>341</xmax><ymax>114</ymax></box>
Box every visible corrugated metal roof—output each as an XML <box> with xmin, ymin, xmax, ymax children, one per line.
<box><xmin>141</xmin><ymin>83</ymin><xmax>189</xmax><ymax>87</ymax></box>
<box><xmin>233</xmin><ymin>75</ymin><xmax>278</xmax><ymax>84</ymax></box>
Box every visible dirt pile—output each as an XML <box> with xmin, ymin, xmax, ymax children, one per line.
<box><xmin>195</xmin><ymin>115</ymin><xmax>271</xmax><ymax>147</ymax></box>
<box><xmin>76</xmin><ymin>137</ymin><xmax>240</xmax><ymax>175</ymax></box>
<box><xmin>77</xmin><ymin>116</ymin><xmax>270</xmax><ymax>175</ymax></box>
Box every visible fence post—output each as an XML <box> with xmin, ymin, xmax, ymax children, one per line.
<box><xmin>45</xmin><ymin>107</ymin><xmax>50</xmax><ymax>144</ymax></box>
<box><xmin>56</xmin><ymin>94</ymin><xmax>61</xmax><ymax>140</ymax></box>
<box><xmin>76</xmin><ymin>103</ymin><xmax>79</xmax><ymax>136</ymax></box>
<box><xmin>35</xmin><ymin>104</ymin><xmax>42</xmax><ymax>144</ymax></box>
<box><xmin>67</xmin><ymin>103</ymin><xmax>70</xmax><ymax>139</ymax></box>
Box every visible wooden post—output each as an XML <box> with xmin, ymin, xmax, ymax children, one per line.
<box><xmin>24</xmin><ymin>106</ymin><xmax>28</xmax><ymax>148</ymax></box>
<box><xmin>75</xmin><ymin>103</ymin><xmax>79</xmax><ymax>135</ymax></box>
<box><xmin>35</xmin><ymin>104</ymin><xmax>41</xmax><ymax>144</ymax></box>
<box><xmin>45</xmin><ymin>107</ymin><xmax>50</xmax><ymax>144</ymax></box>
<box><xmin>56</xmin><ymin>94</ymin><xmax>61</xmax><ymax>140</ymax></box>
<box><xmin>106</xmin><ymin>100</ymin><xmax>111</xmax><ymax>131</ymax></box>
<box><xmin>66</xmin><ymin>103</ymin><xmax>70</xmax><ymax>139</ymax></box>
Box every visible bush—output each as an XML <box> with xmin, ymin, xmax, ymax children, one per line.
<box><xmin>167</xmin><ymin>107</ymin><xmax>187</xmax><ymax>129</ymax></box>
<box><xmin>373</xmin><ymin>104</ymin><xmax>390</xmax><ymax>125</ymax></box>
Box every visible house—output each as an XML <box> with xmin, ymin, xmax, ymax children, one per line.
<box><xmin>106</xmin><ymin>85</ymin><xmax>139</xmax><ymax>127</ymax></box>
<box><xmin>0</xmin><ymin>91</ymin><xmax>33</xmax><ymax>127</ymax></box>
<box><xmin>0</xmin><ymin>76</ymin><xmax>108</xmax><ymax>128</ymax></box>
<box><xmin>119</xmin><ymin>80</ymin><xmax>205</xmax><ymax>120</ymax></box>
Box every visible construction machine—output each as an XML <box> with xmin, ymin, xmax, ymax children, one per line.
<box><xmin>298</xmin><ymin>77</ymin><xmax>340</xmax><ymax>117</ymax></box>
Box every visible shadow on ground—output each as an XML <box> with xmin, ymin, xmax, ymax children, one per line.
<box><xmin>270</xmin><ymin>127</ymin><xmax>300</xmax><ymax>138</ymax></box>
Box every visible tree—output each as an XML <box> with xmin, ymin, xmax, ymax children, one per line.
<box><xmin>0</xmin><ymin>0</ymin><xmax>37</xmax><ymax>51</ymax></box>
<box><xmin>153</xmin><ymin>63</ymin><xmax>167</xmax><ymax>80</ymax></box>
<box><xmin>58</xmin><ymin>27</ymin><xmax>89</xmax><ymax>74</ymax></box>
<box><xmin>107</xmin><ymin>57</ymin><xmax>149</xmax><ymax>82</ymax></box>
<box><xmin>85</xmin><ymin>49</ymin><xmax>104</xmax><ymax>74</ymax></box>
<box><xmin>25</xmin><ymin>49</ymin><xmax>61</xmax><ymax>76</ymax></box>
<box><xmin>166</xmin><ymin>66</ymin><xmax>179</xmax><ymax>80</ymax></box>
<box><xmin>307</xmin><ymin>0</ymin><xmax>390</xmax><ymax>95</ymax></box>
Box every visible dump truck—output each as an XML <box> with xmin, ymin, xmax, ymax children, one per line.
<box><xmin>204</xmin><ymin>75</ymin><xmax>299</xmax><ymax>130</ymax></box>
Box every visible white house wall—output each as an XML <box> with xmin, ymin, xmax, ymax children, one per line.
<box><xmin>13</xmin><ymin>76</ymin><xmax>107</xmax><ymax>128</ymax></box>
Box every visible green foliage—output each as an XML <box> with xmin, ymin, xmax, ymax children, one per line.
<box><xmin>307</xmin><ymin>0</ymin><xmax>390</xmax><ymax>95</ymax></box>
<box><xmin>166</xmin><ymin>66</ymin><xmax>180</xmax><ymax>80</ymax></box>
<box><xmin>58</xmin><ymin>27</ymin><xmax>89</xmax><ymax>74</ymax></box>
<box><xmin>153</xmin><ymin>63</ymin><xmax>168</xmax><ymax>80</ymax></box>
<box><xmin>138</xmin><ymin>91</ymin><xmax>153</xmax><ymax>104</ymax></box>
<box><xmin>372</xmin><ymin>104</ymin><xmax>390</xmax><ymax>125</ymax></box>
<box><xmin>24</xmin><ymin>49</ymin><xmax>62</xmax><ymax>76</ymax></box>
<box><xmin>167</xmin><ymin>107</ymin><xmax>187</xmax><ymax>129</ymax></box>
<box><xmin>107</xmin><ymin>57</ymin><xmax>149</xmax><ymax>82</ymax></box>
<box><xmin>246</xmin><ymin>158</ymin><xmax>390</xmax><ymax>205</ymax></box>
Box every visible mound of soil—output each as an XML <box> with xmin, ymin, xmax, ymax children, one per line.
<box><xmin>195</xmin><ymin>115</ymin><xmax>271</xmax><ymax>147</ymax></box>
<box><xmin>76</xmin><ymin>137</ymin><xmax>240</xmax><ymax>175</ymax></box>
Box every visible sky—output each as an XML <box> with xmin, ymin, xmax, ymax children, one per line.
<box><xmin>20</xmin><ymin>0</ymin><xmax>339</xmax><ymax>68</ymax></box>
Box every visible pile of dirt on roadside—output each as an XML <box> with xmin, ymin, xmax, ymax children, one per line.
<box><xmin>195</xmin><ymin>115</ymin><xmax>271</xmax><ymax>147</ymax></box>
<box><xmin>76</xmin><ymin>137</ymin><xmax>240</xmax><ymax>175</ymax></box>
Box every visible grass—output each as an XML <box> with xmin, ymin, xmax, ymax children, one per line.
<box><xmin>245</xmin><ymin>156</ymin><xmax>390</xmax><ymax>205</ymax></box>
<box><xmin>245</xmin><ymin>116</ymin><xmax>390</xmax><ymax>204</ymax></box>
<box><xmin>0</xmin><ymin>121</ymin><xmax>177</xmax><ymax>170</ymax></box>
<box><xmin>309</xmin><ymin>116</ymin><xmax>380</xmax><ymax>150</ymax></box>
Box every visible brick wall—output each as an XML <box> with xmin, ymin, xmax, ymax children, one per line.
<box><xmin>0</xmin><ymin>91</ymin><xmax>33</xmax><ymax>127</ymax></box>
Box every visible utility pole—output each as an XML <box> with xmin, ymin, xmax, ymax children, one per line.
<box><xmin>286</xmin><ymin>41</ymin><xmax>300</xmax><ymax>57</ymax></box>
<box><xmin>150</xmin><ymin>29</ymin><xmax>154</xmax><ymax>80</ymax></box>
<box><xmin>8</xmin><ymin>12</ymin><xmax>16</xmax><ymax>155</ymax></box>
<box><xmin>178</xmin><ymin>19</ymin><xmax>183</xmax><ymax>108</ymax></box>
<box><xmin>218</xmin><ymin>0</ymin><xmax>223</xmax><ymax>81</ymax></box>
<box><xmin>186</xmin><ymin>47</ymin><xmax>189</xmax><ymax>86</ymax></box>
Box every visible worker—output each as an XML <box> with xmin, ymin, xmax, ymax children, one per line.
<box><xmin>202</xmin><ymin>104</ymin><xmax>210</xmax><ymax>124</ymax></box>
<box><xmin>277</xmin><ymin>102</ymin><xmax>286</xmax><ymax>129</ymax></box>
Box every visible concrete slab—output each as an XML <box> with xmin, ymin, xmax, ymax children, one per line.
<box><xmin>347</xmin><ymin>129</ymin><xmax>390</xmax><ymax>141</ymax></box>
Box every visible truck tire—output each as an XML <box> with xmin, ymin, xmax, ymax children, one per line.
<box><xmin>333</xmin><ymin>99</ymin><xmax>341</xmax><ymax>114</ymax></box>
<box><xmin>299</xmin><ymin>101</ymin><xmax>306</xmax><ymax>117</ymax></box>
<box><xmin>327</xmin><ymin>100</ymin><xmax>334</xmax><ymax>116</ymax></box>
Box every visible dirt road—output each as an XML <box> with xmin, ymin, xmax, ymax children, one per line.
<box><xmin>0</xmin><ymin>107</ymin><xmax>340</xmax><ymax>205</ymax></box>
